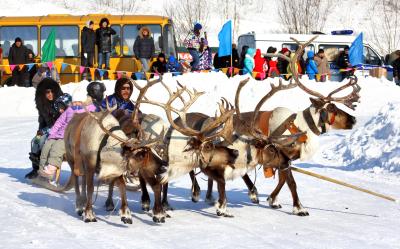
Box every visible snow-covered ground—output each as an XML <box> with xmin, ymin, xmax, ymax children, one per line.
<box><xmin>0</xmin><ymin>73</ymin><xmax>400</xmax><ymax>249</ymax></box>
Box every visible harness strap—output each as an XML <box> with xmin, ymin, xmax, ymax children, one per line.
<box><xmin>303</xmin><ymin>108</ymin><xmax>322</xmax><ymax>136</ymax></box>
<box><xmin>95</xmin><ymin>126</ymin><xmax>122</xmax><ymax>174</ymax></box>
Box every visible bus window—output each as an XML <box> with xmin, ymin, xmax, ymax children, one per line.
<box><xmin>318</xmin><ymin>44</ymin><xmax>347</xmax><ymax>62</ymax></box>
<box><xmin>111</xmin><ymin>25</ymin><xmax>122</xmax><ymax>57</ymax></box>
<box><xmin>364</xmin><ymin>46</ymin><xmax>382</xmax><ymax>65</ymax></box>
<box><xmin>123</xmin><ymin>24</ymin><xmax>162</xmax><ymax>56</ymax></box>
<box><xmin>282</xmin><ymin>43</ymin><xmax>314</xmax><ymax>60</ymax></box>
<box><xmin>0</xmin><ymin>26</ymin><xmax>38</xmax><ymax>57</ymax></box>
<box><xmin>238</xmin><ymin>34</ymin><xmax>255</xmax><ymax>55</ymax></box>
<box><xmin>41</xmin><ymin>26</ymin><xmax>79</xmax><ymax>57</ymax></box>
<box><xmin>163</xmin><ymin>24</ymin><xmax>176</xmax><ymax>57</ymax></box>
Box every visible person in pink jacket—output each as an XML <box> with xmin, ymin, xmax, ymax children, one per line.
<box><xmin>39</xmin><ymin>85</ymin><xmax>96</xmax><ymax>180</ymax></box>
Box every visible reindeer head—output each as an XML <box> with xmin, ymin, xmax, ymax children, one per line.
<box><xmin>235</xmin><ymin>78</ymin><xmax>303</xmax><ymax>168</ymax></box>
<box><xmin>141</xmin><ymin>81</ymin><xmax>239</xmax><ymax>168</ymax></box>
<box><xmin>265</xmin><ymin>36</ymin><xmax>360</xmax><ymax>133</ymax></box>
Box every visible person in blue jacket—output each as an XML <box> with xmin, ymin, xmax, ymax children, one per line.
<box><xmin>98</xmin><ymin>77</ymin><xmax>136</xmax><ymax>114</ymax></box>
<box><xmin>167</xmin><ymin>55</ymin><xmax>181</xmax><ymax>73</ymax></box>
<box><xmin>306</xmin><ymin>50</ymin><xmax>319</xmax><ymax>80</ymax></box>
<box><xmin>243</xmin><ymin>48</ymin><xmax>256</xmax><ymax>75</ymax></box>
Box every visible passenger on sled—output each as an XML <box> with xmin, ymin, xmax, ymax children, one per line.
<box><xmin>25</xmin><ymin>78</ymin><xmax>63</xmax><ymax>179</ymax></box>
<box><xmin>39</xmin><ymin>85</ymin><xmax>97</xmax><ymax>180</ymax></box>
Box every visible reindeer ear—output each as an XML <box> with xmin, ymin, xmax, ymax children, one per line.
<box><xmin>309</xmin><ymin>97</ymin><xmax>325</xmax><ymax>109</ymax></box>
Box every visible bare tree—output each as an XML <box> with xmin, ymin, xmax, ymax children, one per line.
<box><xmin>277</xmin><ymin>0</ymin><xmax>331</xmax><ymax>34</ymax></box>
<box><xmin>163</xmin><ymin>0</ymin><xmax>210</xmax><ymax>46</ymax></box>
<box><xmin>95</xmin><ymin>0</ymin><xmax>139</xmax><ymax>13</ymax></box>
<box><xmin>369</xmin><ymin>0</ymin><xmax>400</xmax><ymax>55</ymax></box>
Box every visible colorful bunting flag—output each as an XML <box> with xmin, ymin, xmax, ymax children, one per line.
<box><xmin>252</xmin><ymin>72</ymin><xmax>258</xmax><ymax>78</ymax></box>
<box><xmin>135</xmin><ymin>72</ymin><xmax>143</xmax><ymax>80</ymax></box>
<box><xmin>9</xmin><ymin>65</ymin><xmax>16</xmax><ymax>72</ymax></box>
<box><xmin>55</xmin><ymin>63</ymin><xmax>62</xmax><ymax>73</ymax></box>
<box><xmin>61</xmin><ymin>63</ymin><xmax>68</xmax><ymax>72</ymax></box>
<box><xmin>79</xmin><ymin>66</ymin><xmax>86</xmax><ymax>74</ymax></box>
<box><xmin>89</xmin><ymin>68</ymin><xmax>95</xmax><ymax>80</ymax></box>
<box><xmin>221</xmin><ymin>68</ymin><xmax>228</xmax><ymax>74</ymax></box>
<box><xmin>116</xmin><ymin>71</ymin><xmax>123</xmax><ymax>79</ymax></box>
<box><xmin>18</xmin><ymin>64</ymin><xmax>25</xmax><ymax>71</ymax></box>
<box><xmin>126</xmin><ymin>71</ymin><xmax>133</xmax><ymax>78</ymax></box>
<box><xmin>70</xmin><ymin>64</ymin><xmax>77</xmax><ymax>72</ymax></box>
<box><xmin>46</xmin><ymin>62</ymin><xmax>53</xmax><ymax>70</ymax></box>
<box><xmin>98</xmin><ymin>69</ymin><xmax>105</xmax><ymax>78</ymax></box>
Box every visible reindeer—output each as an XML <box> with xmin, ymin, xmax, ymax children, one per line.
<box><xmin>104</xmin><ymin>79</ymin><xmax>238</xmax><ymax>222</ymax></box>
<box><xmin>64</xmin><ymin>78</ymin><xmax>162</xmax><ymax>224</ymax></box>
<box><xmin>195</xmin><ymin>36</ymin><xmax>360</xmax><ymax>215</ymax></box>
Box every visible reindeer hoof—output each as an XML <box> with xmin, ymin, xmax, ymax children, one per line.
<box><xmin>293</xmin><ymin>206</ymin><xmax>309</xmax><ymax>216</ymax></box>
<box><xmin>267</xmin><ymin>197</ymin><xmax>282</xmax><ymax>209</ymax></box>
<box><xmin>105</xmin><ymin>200</ymin><xmax>115</xmax><ymax>212</ymax></box>
<box><xmin>142</xmin><ymin>201</ymin><xmax>150</xmax><ymax>212</ymax></box>
<box><xmin>216</xmin><ymin>210</ymin><xmax>234</xmax><ymax>218</ymax></box>
<box><xmin>249</xmin><ymin>189</ymin><xmax>259</xmax><ymax>204</ymax></box>
<box><xmin>121</xmin><ymin>217</ymin><xmax>133</xmax><ymax>224</ymax></box>
<box><xmin>153</xmin><ymin>215</ymin><xmax>166</xmax><ymax>223</ymax></box>
<box><xmin>191</xmin><ymin>193</ymin><xmax>200</xmax><ymax>203</ymax></box>
<box><xmin>84</xmin><ymin>217</ymin><xmax>97</xmax><ymax>223</ymax></box>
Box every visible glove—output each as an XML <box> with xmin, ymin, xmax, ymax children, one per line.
<box><xmin>36</xmin><ymin>130</ymin><xmax>43</xmax><ymax>136</ymax></box>
<box><xmin>83</xmin><ymin>53</ymin><xmax>87</xmax><ymax>59</ymax></box>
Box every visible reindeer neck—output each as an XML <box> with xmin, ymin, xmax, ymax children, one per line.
<box><xmin>297</xmin><ymin>106</ymin><xmax>323</xmax><ymax>136</ymax></box>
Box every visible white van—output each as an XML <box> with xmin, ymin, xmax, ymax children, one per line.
<box><xmin>237</xmin><ymin>32</ymin><xmax>388</xmax><ymax>80</ymax></box>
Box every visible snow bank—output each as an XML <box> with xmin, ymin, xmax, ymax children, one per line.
<box><xmin>326</xmin><ymin>102</ymin><xmax>400</xmax><ymax>173</ymax></box>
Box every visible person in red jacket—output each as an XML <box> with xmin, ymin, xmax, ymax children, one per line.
<box><xmin>266</xmin><ymin>47</ymin><xmax>280</xmax><ymax>77</ymax></box>
<box><xmin>253</xmin><ymin>49</ymin><xmax>267</xmax><ymax>80</ymax></box>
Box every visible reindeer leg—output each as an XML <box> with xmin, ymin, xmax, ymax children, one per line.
<box><xmin>216</xmin><ymin>179</ymin><xmax>233</xmax><ymax>217</ymax></box>
<box><xmin>104</xmin><ymin>179</ymin><xmax>115</xmax><ymax>212</ymax></box>
<box><xmin>83</xmin><ymin>168</ymin><xmax>97</xmax><ymax>222</ymax></box>
<box><xmin>242</xmin><ymin>173</ymin><xmax>259</xmax><ymax>204</ymax></box>
<box><xmin>139</xmin><ymin>174</ymin><xmax>150</xmax><ymax>212</ymax></box>
<box><xmin>286</xmin><ymin>168</ymin><xmax>309</xmax><ymax>216</ymax></box>
<box><xmin>74</xmin><ymin>175</ymin><xmax>85</xmax><ymax>216</ymax></box>
<box><xmin>147</xmin><ymin>176</ymin><xmax>165</xmax><ymax>223</ymax></box>
<box><xmin>268</xmin><ymin>169</ymin><xmax>286</xmax><ymax>209</ymax></box>
<box><xmin>162</xmin><ymin>183</ymin><xmax>173</xmax><ymax>211</ymax></box>
<box><xmin>117</xmin><ymin>175</ymin><xmax>133</xmax><ymax>224</ymax></box>
<box><xmin>189</xmin><ymin>170</ymin><xmax>200</xmax><ymax>202</ymax></box>
<box><xmin>205</xmin><ymin>178</ymin><xmax>215</xmax><ymax>205</ymax></box>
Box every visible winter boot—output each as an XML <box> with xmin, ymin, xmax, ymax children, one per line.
<box><xmin>25</xmin><ymin>153</ymin><xmax>40</xmax><ymax>179</ymax></box>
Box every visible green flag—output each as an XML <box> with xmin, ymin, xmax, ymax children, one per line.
<box><xmin>41</xmin><ymin>28</ymin><xmax>56</xmax><ymax>63</ymax></box>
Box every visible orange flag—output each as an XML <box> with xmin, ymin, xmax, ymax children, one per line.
<box><xmin>70</xmin><ymin>64</ymin><xmax>77</xmax><ymax>72</ymax></box>
<box><xmin>56</xmin><ymin>63</ymin><xmax>62</xmax><ymax>74</ymax></box>
<box><xmin>89</xmin><ymin>67</ymin><xmax>96</xmax><ymax>80</ymax></box>
<box><xmin>108</xmin><ymin>70</ymin><xmax>114</xmax><ymax>80</ymax></box>
<box><xmin>221</xmin><ymin>68</ymin><xmax>228</xmax><ymax>74</ymax></box>
<box><xmin>18</xmin><ymin>64</ymin><xmax>25</xmax><ymax>71</ymax></box>
<box><xmin>126</xmin><ymin>71</ymin><xmax>133</xmax><ymax>79</ymax></box>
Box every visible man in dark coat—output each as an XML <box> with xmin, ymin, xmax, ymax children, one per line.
<box><xmin>8</xmin><ymin>37</ymin><xmax>30</xmax><ymax>87</ymax></box>
<box><xmin>277</xmin><ymin>47</ymin><xmax>290</xmax><ymax>79</ymax></box>
<box><xmin>96</xmin><ymin>17</ymin><xmax>116</xmax><ymax>79</ymax></box>
<box><xmin>391</xmin><ymin>50</ymin><xmax>400</xmax><ymax>86</ymax></box>
<box><xmin>81</xmin><ymin>20</ymin><xmax>96</xmax><ymax>80</ymax></box>
<box><xmin>25</xmin><ymin>78</ymin><xmax>63</xmax><ymax>179</ymax></box>
<box><xmin>150</xmin><ymin>53</ymin><xmax>167</xmax><ymax>74</ymax></box>
<box><xmin>133</xmin><ymin>26</ymin><xmax>155</xmax><ymax>72</ymax></box>
<box><xmin>337</xmin><ymin>45</ymin><xmax>353</xmax><ymax>80</ymax></box>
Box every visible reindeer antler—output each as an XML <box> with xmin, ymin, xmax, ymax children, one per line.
<box><xmin>276</xmin><ymin>36</ymin><xmax>361</xmax><ymax>110</ymax></box>
<box><xmin>141</xmin><ymin>81</ymin><xmax>234</xmax><ymax>143</ymax></box>
<box><xmin>131</xmin><ymin>76</ymin><xmax>162</xmax><ymax>123</ymax></box>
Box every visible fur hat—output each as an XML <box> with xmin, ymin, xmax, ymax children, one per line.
<box><xmin>15</xmin><ymin>37</ymin><xmax>22</xmax><ymax>43</ymax></box>
<box><xmin>86</xmin><ymin>20</ymin><xmax>94</xmax><ymax>28</ymax></box>
<box><xmin>72</xmin><ymin>86</ymin><xmax>88</xmax><ymax>102</ymax></box>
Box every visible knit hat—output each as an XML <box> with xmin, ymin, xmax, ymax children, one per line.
<box><xmin>54</xmin><ymin>93</ymin><xmax>72</xmax><ymax>112</ymax></box>
<box><xmin>72</xmin><ymin>86</ymin><xmax>88</xmax><ymax>102</ymax></box>
<box><xmin>194</xmin><ymin>23</ymin><xmax>202</xmax><ymax>31</ymax></box>
<box><xmin>15</xmin><ymin>37</ymin><xmax>22</xmax><ymax>43</ymax></box>
<box><xmin>281</xmin><ymin>48</ymin><xmax>290</xmax><ymax>54</ymax></box>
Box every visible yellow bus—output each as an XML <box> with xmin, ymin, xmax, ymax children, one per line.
<box><xmin>0</xmin><ymin>14</ymin><xmax>177</xmax><ymax>84</ymax></box>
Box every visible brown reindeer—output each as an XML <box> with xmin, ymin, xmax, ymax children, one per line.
<box><xmin>192</xmin><ymin>36</ymin><xmax>360</xmax><ymax>215</ymax></box>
